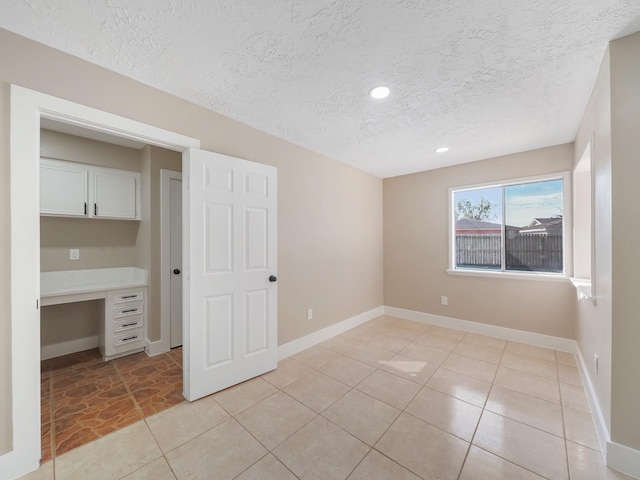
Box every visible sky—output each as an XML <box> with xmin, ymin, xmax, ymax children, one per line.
<box><xmin>454</xmin><ymin>179</ymin><xmax>563</xmax><ymax>227</ymax></box>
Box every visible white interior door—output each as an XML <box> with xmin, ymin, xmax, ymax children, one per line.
<box><xmin>170</xmin><ymin>177</ymin><xmax>183</xmax><ymax>348</ymax></box>
<box><xmin>184</xmin><ymin>148</ymin><xmax>278</xmax><ymax>401</ymax></box>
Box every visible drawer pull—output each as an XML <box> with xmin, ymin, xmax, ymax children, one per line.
<box><xmin>120</xmin><ymin>322</ymin><xmax>139</xmax><ymax>328</ymax></box>
<box><xmin>121</xmin><ymin>295</ymin><xmax>139</xmax><ymax>299</ymax></box>
<box><xmin>121</xmin><ymin>308</ymin><xmax>139</xmax><ymax>314</ymax></box>
<box><xmin>121</xmin><ymin>335</ymin><xmax>138</xmax><ymax>342</ymax></box>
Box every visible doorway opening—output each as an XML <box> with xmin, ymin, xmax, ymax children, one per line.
<box><xmin>38</xmin><ymin>124</ymin><xmax>186</xmax><ymax>460</ymax></box>
<box><xmin>10</xmin><ymin>85</ymin><xmax>279</xmax><ymax>480</ymax></box>
<box><xmin>161</xmin><ymin>169</ymin><xmax>183</xmax><ymax>350</ymax></box>
<box><xmin>9</xmin><ymin>85</ymin><xmax>200</xmax><ymax>478</ymax></box>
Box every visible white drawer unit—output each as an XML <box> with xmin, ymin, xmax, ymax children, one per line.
<box><xmin>100</xmin><ymin>287</ymin><xmax>147</xmax><ymax>361</ymax></box>
<box><xmin>114</xmin><ymin>303</ymin><xmax>144</xmax><ymax>318</ymax></box>
<box><xmin>114</xmin><ymin>291</ymin><xmax>144</xmax><ymax>303</ymax></box>
<box><xmin>114</xmin><ymin>316</ymin><xmax>144</xmax><ymax>333</ymax></box>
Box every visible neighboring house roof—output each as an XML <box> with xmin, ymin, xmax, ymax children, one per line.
<box><xmin>455</xmin><ymin>219</ymin><xmax>500</xmax><ymax>230</ymax></box>
<box><xmin>519</xmin><ymin>216</ymin><xmax>563</xmax><ymax>235</ymax></box>
<box><xmin>455</xmin><ymin>218</ymin><xmax>501</xmax><ymax>234</ymax></box>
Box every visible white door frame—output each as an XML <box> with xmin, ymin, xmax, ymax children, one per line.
<box><xmin>8</xmin><ymin>85</ymin><xmax>200</xmax><ymax>479</ymax></box>
<box><xmin>159</xmin><ymin>169</ymin><xmax>182</xmax><ymax>354</ymax></box>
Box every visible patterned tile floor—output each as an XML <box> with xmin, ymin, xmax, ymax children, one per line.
<box><xmin>40</xmin><ymin>346</ymin><xmax>183</xmax><ymax>460</ymax></box>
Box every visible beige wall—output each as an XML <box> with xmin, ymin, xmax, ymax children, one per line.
<box><xmin>0</xmin><ymin>28</ymin><xmax>384</xmax><ymax>455</ymax></box>
<box><xmin>40</xmin><ymin>128</ymin><xmax>143</xmax><ymax>171</ymax></box>
<box><xmin>41</xmin><ymin>301</ymin><xmax>101</xmax><ymax>349</ymax></box>
<box><xmin>384</xmin><ymin>144</ymin><xmax>575</xmax><ymax>339</ymax></box>
<box><xmin>609</xmin><ymin>32</ymin><xmax>640</xmax><ymax>450</ymax></box>
<box><xmin>40</xmin><ymin>217</ymin><xmax>140</xmax><ymax>272</ymax></box>
<box><xmin>573</xmin><ymin>48</ymin><xmax>613</xmax><ymax>439</ymax></box>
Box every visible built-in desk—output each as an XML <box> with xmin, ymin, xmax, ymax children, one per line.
<box><xmin>41</xmin><ymin>267</ymin><xmax>148</xmax><ymax>360</ymax></box>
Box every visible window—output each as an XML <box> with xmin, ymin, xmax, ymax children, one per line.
<box><xmin>450</xmin><ymin>174</ymin><xmax>568</xmax><ymax>276</ymax></box>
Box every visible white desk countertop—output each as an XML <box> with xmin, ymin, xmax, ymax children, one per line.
<box><xmin>41</xmin><ymin>267</ymin><xmax>148</xmax><ymax>305</ymax></box>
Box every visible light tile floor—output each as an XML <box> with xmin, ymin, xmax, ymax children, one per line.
<box><xmin>22</xmin><ymin>316</ymin><xmax>634</xmax><ymax>480</ymax></box>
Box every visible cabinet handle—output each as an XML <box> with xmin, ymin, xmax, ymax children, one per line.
<box><xmin>121</xmin><ymin>308</ymin><xmax>138</xmax><ymax>314</ymax></box>
<box><xmin>84</xmin><ymin>202</ymin><xmax>87</xmax><ymax>215</ymax></box>
<box><xmin>94</xmin><ymin>203</ymin><xmax>97</xmax><ymax>216</ymax></box>
<box><xmin>120</xmin><ymin>295</ymin><xmax>138</xmax><ymax>299</ymax></box>
<box><xmin>121</xmin><ymin>335</ymin><xmax>138</xmax><ymax>342</ymax></box>
<box><xmin>120</xmin><ymin>322</ymin><xmax>139</xmax><ymax>328</ymax></box>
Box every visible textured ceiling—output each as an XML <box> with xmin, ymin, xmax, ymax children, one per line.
<box><xmin>2</xmin><ymin>1</ymin><xmax>640</xmax><ymax>178</ymax></box>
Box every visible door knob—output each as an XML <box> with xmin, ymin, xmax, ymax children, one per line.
<box><xmin>173</xmin><ymin>269</ymin><xmax>181</xmax><ymax>275</ymax></box>
<box><xmin>269</xmin><ymin>275</ymin><xmax>277</xmax><ymax>282</ymax></box>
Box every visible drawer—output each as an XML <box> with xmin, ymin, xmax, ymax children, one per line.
<box><xmin>114</xmin><ymin>316</ymin><xmax>144</xmax><ymax>333</ymax></box>
<box><xmin>114</xmin><ymin>303</ymin><xmax>144</xmax><ymax>318</ymax></box>
<box><xmin>113</xmin><ymin>328</ymin><xmax>144</xmax><ymax>347</ymax></box>
<box><xmin>113</xmin><ymin>291</ymin><xmax>144</xmax><ymax>304</ymax></box>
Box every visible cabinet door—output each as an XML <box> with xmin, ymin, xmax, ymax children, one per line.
<box><xmin>40</xmin><ymin>159</ymin><xmax>88</xmax><ymax>217</ymax></box>
<box><xmin>92</xmin><ymin>170</ymin><xmax>138</xmax><ymax>219</ymax></box>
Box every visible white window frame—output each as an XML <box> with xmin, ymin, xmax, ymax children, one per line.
<box><xmin>447</xmin><ymin>172</ymin><xmax>572</xmax><ymax>281</ymax></box>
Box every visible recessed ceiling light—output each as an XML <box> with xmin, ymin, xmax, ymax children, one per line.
<box><xmin>435</xmin><ymin>147</ymin><xmax>449</xmax><ymax>153</ymax></box>
<box><xmin>369</xmin><ymin>86</ymin><xmax>390</xmax><ymax>99</ymax></box>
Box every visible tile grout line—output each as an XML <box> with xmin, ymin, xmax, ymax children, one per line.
<box><xmin>274</xmin><ymin>331</ymin><xmax>425</xmax><ymax>478</ymax></box>
<box><xmin>557</xmin><ymin>350</ymin><xmax>573</xmax><ymax>480</ymax></box>
<box><xmin>46</xmin><ymin>365</ymin><xmax>55</xmax><ymax>465</ymax></box>
<box><xmin>112</xmin><ymin>360</ymin><xmax>146</xmax><ymax>421</ymax></box>
<box><xmin>365</xmin><ymin>322</ymin><xmax>460</xmax><ymax>479</ymax></box>
<box><xmin>473</xmin><ymin>341</ymin><xmax>578</xmax><ymax>479</ymax></box>
<box><xmin>47</xmin><ymin>348</ymin><xmax>183</xmax><ymax>474</ymax></box>
<box><xmin>456</xmin><ymin>333</ymin><xmax>507</xmax><ymax>480</ymax></box>
<box><xmin>307</xmin><ymin>342</ymin><xmax>425</xmax><ymax>479</ymax></box>
<box><xmin>319</xmin><ymin>323</ymin><xmax>453</xmax><ymax>479</ymax></box>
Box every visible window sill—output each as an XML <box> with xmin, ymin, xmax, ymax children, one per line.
<box><xmin>570</xmin><ymin>278</ymin><xmax>595</xmax><ymax>301</ymax></box>
<box><xmin>446</xmin><ymin>268</ymin><xmax>569</xmax><ymax>282</ymax></box>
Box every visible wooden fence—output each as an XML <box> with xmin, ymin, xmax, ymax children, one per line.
<box><xmin>456</xmin><ymin>234</ymin><xmax>563</xmax><ymax>272</ymax></box>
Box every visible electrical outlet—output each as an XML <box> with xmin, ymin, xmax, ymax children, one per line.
<box><xmin>594</xmin><ymin>354</ymin><xmax>599</xmax><ymax>374</ymax></box>
<box><xmin>307</xmin><ymin>309</ymin><xmax>313</xmax><ymax>321</ymax></box>
<box><xmin>441</xmin><ymin>296</ymin><xmax>448</xmax><ymax>306</ymax></box>
<box><xmin>69</xmin><ymin>248</ymin><xmax>80</xmax><ymax>260</ymax></box>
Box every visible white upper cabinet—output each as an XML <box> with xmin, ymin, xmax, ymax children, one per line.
<box><xmin>92</xmin><ymin>169</ymin><xmax>138</xmax><ymax>219</ymax></box>
<box><xmin>40</xmin><ymin>158</ymin><xmax>141</xmax><ymax>220</ymax></box>
<box><xmin>40</xmin><ymin>159</ymin><xmax>88</xmax><ymax>217</ymax></box>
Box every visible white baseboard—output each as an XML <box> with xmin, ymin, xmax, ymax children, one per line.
<box><xmin>145</xmin><ymin>338</ymin><xmax>169</xmax><ymax>357</ymax></box>
<box><xmin>278</xmin><ymin>306</ymin><xmax>384</xmax><ymax>360</ymax></box>
<box><xmin>577</xmin><ymin>344</ymin><xmax>640</xmax><ymax>479</ymax></box>
<box><xmin>40</xmin><ymin>335</ymin><xmax>99</xmax><ymax>360</ymax></box>
<box><xmin>575</xmin><ymin>346</ymin><xmax>610</xmax><ymax>459</ymax></box>
<box><xmin>384</xmin><ymin>306</ymin><xmax>576</xmax><ymax>352</ymax></box>
<box><xmin>0</xmin><ymin>451</ymin><xmax>12</xmax><ymax>480</ymax></box>
<box><xmin>607</xmin><ymin>442</ymin><xmax>640</xmax><ymax>479</ymax></box>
